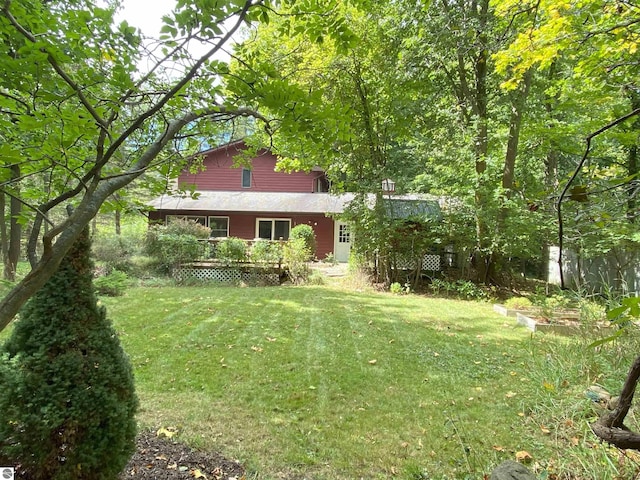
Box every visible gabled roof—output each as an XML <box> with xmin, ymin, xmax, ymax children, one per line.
<box><xmin>147</xmin><ymin>191</ymin><xmax>444</xmax><ymax>221</ymax></box>
<box><xmin>147</xmin><ymin>191</ymin><xmax>355</xmax><ymax>214</ymax></box>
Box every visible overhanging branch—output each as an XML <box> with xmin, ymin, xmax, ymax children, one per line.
<box><xmin>556</xmin><ymin>107</ymin><xmax>640</xmax><ymax>289</ymax></box>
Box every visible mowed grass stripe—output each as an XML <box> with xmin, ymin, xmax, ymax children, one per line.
<box><xmin>99</xmin><ymin>284</ymin><xmax>629</xmax><ymax>480</ymax></box>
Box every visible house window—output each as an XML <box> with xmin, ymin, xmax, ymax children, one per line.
<box><xmin>242</xmin><ymin>168</ymin><xmax>251</xmax><ymax>188</ymax></box>
<box><xmin>257</xmin><ymin>219</ymin><xmax>290</xmax><ymax>240</ymax></box>
<box><xmin>166</xmin><ymin>215</ymin><xmax>207</xmax><ymax>226</ymax></box>
<box><xmin>208</xmin><ymin>216</ymin><xmax>229</xmax><ymax>238</ymax></box>
<box><xmin>338</xmin><ymin>224</ymin><xmax>350</xmax><ymax>243</ymax></box>
<box><xmin>314</xmin><ymin>175</ymin><xmax>330</xmax><ymax>193</ymax></box>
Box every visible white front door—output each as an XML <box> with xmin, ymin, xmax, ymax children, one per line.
<box><xmin>334</xmin><ymin>221</ymin><xmax>351</xmax><ymax>263</ymax></box>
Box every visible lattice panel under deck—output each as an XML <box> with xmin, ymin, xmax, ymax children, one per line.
<box><xmin>422</xmin><ymin>254</ymin><xmax>441</xmax><ymax>271</ymax></box>
<box><xmin>175</xmin><ymin>267</ymin><xmax>280</xmax><ymax>285</ymax></box>
<box><xmin>393</xmin><ymin>254</ymin><xmax>442</xmax><ymax>271</ymax></box>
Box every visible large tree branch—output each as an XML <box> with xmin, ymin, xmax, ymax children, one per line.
<box><xmin>0</xmin><ymin>104</ymin><xmax>270</xmax><ymax>331</ymax></box>
<box><xmin>101</xmin><ymin>0</ymin><xmax>261</xmax><ymax>168</ymax></box>
<box><xmin>0</xmin><ymin>113</ymin><xmax>194</xmax><ymax>331</ymax></box>
<box><xmin>591</xmin><ymin>355</ymin><xmax>640</xmax><ymax>450</ymax></box>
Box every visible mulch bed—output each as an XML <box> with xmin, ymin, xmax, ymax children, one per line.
<box><xmin>5</xmin><ymin>430</ymin><xmax>245</xmax><ymax>480</ymax></box>
<box><xmin>119</xmin><ymin>430</ymin><xmax>245</xmax><ymax>480</ymax></box>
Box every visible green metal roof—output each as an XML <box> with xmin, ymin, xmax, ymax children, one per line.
<box><xmin>381</xmin><ymin>198</ymin><xmax>442</xmax><ymax>222</ymax></box>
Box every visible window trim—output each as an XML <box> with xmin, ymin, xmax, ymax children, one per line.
<box><xmin>255</xmin><ymin>218</ymin><xmax>291</xmax><ymax>241</ymax></box>
<box><xmin>208</xmin><ymin>216</ymin><xmax>230</xmax><ymax>238</ymax></box>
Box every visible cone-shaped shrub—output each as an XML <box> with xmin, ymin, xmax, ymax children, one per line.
<box><xmin>0</xmin><ymin>225</ymin><xmax>138</xmax><ymax>480</ymax></box>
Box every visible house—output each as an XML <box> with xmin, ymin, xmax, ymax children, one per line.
<box><xmin>147</xmin><ymin>141</ymin><xmax>354</xmax><ymax>262</ymax></box>
<box><xmin>147</xmin><ymin>141</ymin><xmax>445</xmax><ymax>265</ymax></box>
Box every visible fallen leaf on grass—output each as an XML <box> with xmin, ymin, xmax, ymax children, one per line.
<box><xmin>191</xmin><ymin>468</ymin><xmax>207</xmax><ymax>479</ymax></box>
<box><xmin>156</xmin><ymin>427</ymin><xmax>177</xmax><ymax>439</ymax></box>
<box><xmin>540</xmin><ymin>425</ymin><xmax>551</xmax><ymax>434</ymax></box>
<box><xmin>266</xmin><ymin>336</ymin><xmax>277</xmax><ymax>342</ymax></box>
<box><xmin>251</xmin><ymin>345</ymin><xmax>263</xmax><ymax>352</ymax></box>
<box><xmin>505</xmin><ymin>391</ymin><xmax>517</xmax><ymax>398</ymax></box>
<box><xmin>368</xmin><ymin>359</ymin><xmax>377</xmax><ymax>365</ymax></box>
<box><xmin>515</xmin><ymin>450</ymin><xmax>533</xmax><ymax>463</ymax></box>
<box><xmin>492</xmin><ymin>445</ymin><xmax>505</xmax><ymax>452</ymax></box>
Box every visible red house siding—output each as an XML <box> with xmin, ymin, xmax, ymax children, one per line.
<box><xmin>179</xmin><ymin>144</ymin><xmax>324</xmax><ymax>193</ymax></box>
<box><xmin>149</xmin><ymin>210</ymin><xmax>335</xmax><ymax>259</ymax></box>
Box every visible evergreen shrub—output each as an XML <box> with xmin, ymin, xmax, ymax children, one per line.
<box><xmin>0</xmin><ymin>226</ymin><xmax>138</xmax><ymax>480</ymax></box>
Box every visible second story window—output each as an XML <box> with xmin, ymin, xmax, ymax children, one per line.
<box><xmin>242</xmin><ymin>168</ymin><xmax>251</xmax><ymax>188</ymax></box>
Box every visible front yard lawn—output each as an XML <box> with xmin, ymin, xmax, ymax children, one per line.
<box><xmin>97</xmin><ymin>284</ymin><xmax>639</xmax><ymax>479</ymax></box>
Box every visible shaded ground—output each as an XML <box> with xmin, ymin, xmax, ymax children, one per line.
<box><xmin>119</xmin><ymin>431</ymin><xmax>245</xmax><ymax>480</ymax></box>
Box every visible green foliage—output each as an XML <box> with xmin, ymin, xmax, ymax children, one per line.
<box><xmin>164</xmin><ymin>218</ymin><xmax>211</xmax><ymax>239</ymax></box>
<box><xmin>0</xmin><ymin>227</ymin><xmax>137</xmax><ymax>480</ymax></box>
<box><xmin>591</xmin><ymin>296</ymin><xmax>640</xmax><ymax>347</ymax></box>
<box><xmin>94</xmin><ymin>270</ymin><xmax>130</xmax><ymax>297</ymax></box>
<box><xmin>283</xmin><ymin>237</ymin><xmax>311</xmax><ymax>284</ymax></box>
<box><xmin>322</xmin><ymin>252</ymin><xmax>337</xmax><ymax>264</ymax></box>
<box><xmin>92</xmin><ymin>233</ymin><xmax>141</xmax><ymax>274</ymax></box>
<box><xmin>142</xmin><ymin>220</ymin><xmax>210</xmax><ymax>273</ymax></box>
<box><xmin>289</xmin><ymin>224</ymin><xmax>317</xmax><ymax>260</ymax></box>
<box><xmin>250</xmin><ymin>240</ymin><xmax>283</xmax><ymax>265</ymax></box>
<box><xmin>215</xmin><ymin>237</ymin><xmax>248</xmax><ymax>265</ymax></box>
<box><xmin>527</xmin><ymin>289</ymin><xmax>575</xmax><ymax>319</ymax></box>
<box><xmin>429</xmin><ymin>279</ymin><xmax>489</xmax><ymax>301</ymax></box>
<box><xmin>144</xmin><ymin>230</ymin><xmax>205</xmax><ymax>273</ymax></box>
<box><xmin>390</xmin><ymin>281</ymin><xmax>412</xmax><ymax>294</ymax></box>
<box><xmin>504</xmin><ymin>296</ymin><xmax>533</xmax><ymax>310</ymax></box>
<box><xmin>389</xmin><ymin>281</ymin><xmax>403</xmax><ymax>294</ymax></box>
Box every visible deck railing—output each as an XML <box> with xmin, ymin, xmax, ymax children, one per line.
<box><xmin>193</xmin><ymin>238</ymin><xmax>286</xmax><ymax>267</ymax></box>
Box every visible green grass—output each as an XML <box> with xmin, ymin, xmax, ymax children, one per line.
<box><xmin>1</xmin><ymin>264</ymin><xmax>637</xmax><ymax>479</ymax></box>
<box><xmin>92</xmin><ymin>283</ymin><xmax>640</xmax><ymax>480</ymax></box>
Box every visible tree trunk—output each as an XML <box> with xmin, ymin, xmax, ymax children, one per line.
<box><xmin>472</xmin><ymin>0</ymin><xmax>492</xmax><ymax>284</ymax></box>
<box><xmin>0</xmin><ymin>192</ymin><xmax>7</xmax><ymax>270</ymax></box>
<box><xmin>4</xmin><ymin>165</ymin><xmax>21</xmax><ymax>282</ymax></box>
<box><xmin>502</xmin><ymin>69</ymin><xmax>533</xmax><ymax>195</ymax></box>
<box><xmin>627</xmin><ymin>89</ymin><xmax>640</xmax><ymax>222</ymax></box>
<box><xmin>115</xmin><ymin>209</ymin><xmax>121</xmax><ymax>235</ymax></box>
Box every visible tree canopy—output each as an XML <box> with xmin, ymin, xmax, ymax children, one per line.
<box><xmin>0</xmin><ymin>0</ymin><xmax>359</xmax><ymax>330</ymax></box>
<box><xmin>1</xmin><ymin>0</ymin><xmax>638</xmax><ymax>328</ymax></box>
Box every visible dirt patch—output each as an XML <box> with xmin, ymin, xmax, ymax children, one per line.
<box><xmin>5</xmin><ymin>431</ymin><xmax>245</xmax><ymax>480</ymax></box>
<box><xmin>120</xmin><ymin>430</ymin><xmax>245</xmax><ymax>480</ymax></box>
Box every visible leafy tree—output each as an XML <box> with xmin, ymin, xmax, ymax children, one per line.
<box><xmin>493</xmin><ymin>0</ymin><xmax>640</xmax><ymax>288</ymax></box>
<box><xmin>0</xmin><ymin>0</ymin><xmax>357</xmax><ymax>331</ymax></box>
<box><xmin>235</xmin><ymin>4</ymin><xmax>431</xmax><ymax>282</ymax></box>
<box><xmin>0</xmin><ymin>222</ymin><xmax>137</xmax><ymax>480</ymax></box>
